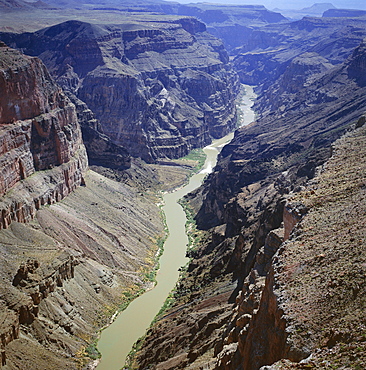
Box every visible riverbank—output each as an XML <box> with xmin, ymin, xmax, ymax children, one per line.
<box><xmin>95</xmin><ymin>149</ymin><xmax>217</xmax><ymax>370</ymax></box>
<box><xmin>95</xmin><ymin>85</ymin><xmax>257</xmax><ymax>370</ymax></box>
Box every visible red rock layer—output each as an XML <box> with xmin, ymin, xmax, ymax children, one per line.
<box><xmin>0</xmin><ymin>46</ymin><xmax>88</xmax><ymax>228</ymax></box>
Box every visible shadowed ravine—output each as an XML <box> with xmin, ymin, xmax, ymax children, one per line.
<box><xmin>96</xmin><ymin>85</ymin><xmax>256</xmax><ymax>370</ymax></box>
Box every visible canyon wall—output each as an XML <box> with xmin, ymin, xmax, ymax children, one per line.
<box><xmin>0</xmin><ymin>44</ymin><xmax>88</xmax><ymax>228</ymax></box>
<box><xmin>67</xmin><ymin>93</ymin><xmax>131</xmax><ymax>169</ymax></box>
<box><xmin>0</xmin><ymin>169</ymin><xmax>165</xmax><ymax>370</ymax></box>
<box><xmin>134</xmin><ymin>31</ymin><xmax>366</xmax><ymax>370</ymax></box>
<box><xmin>1</xmin><ymin>4</ymin><xmax>366</xmax><ymax>369</ymax></box>
<box><xmin>0</xmin><ymin>16</ymin><xmax>239</xmax><ymax>162</ymax></box>
<box><xmin>225</xmin><ymin>117</ymin><xmax>366</xmax><ymax>370</ymax></box>
<box><xmin>0</xmin><ymin>44</ymin><xmax>165</xmax><ymax>369</ymax></box>
<box><xmin>233</xmin><ymin>16</ymin><xmax>366</xmax><ymax>92</ymax></box>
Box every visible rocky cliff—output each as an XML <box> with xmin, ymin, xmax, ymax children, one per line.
<box><xmin>67</xmin><ymin>93</ymin><xmax>131</xmax><ymax>169</ymax></box>
<box><xmin>0</xmin><ymin>16</ymin><xmax>239</xmax><ymax>162</ymax></box>
<box><xmin>224</xmin><ymin>118</ymin><xmax>366</xmax><ymax>370</ymax></box>
<box><xmin>146</xmin><ymin>3</ymin><xmax>287</xmax><ymax>55</ymax></box>
<box><xmin>0</xmin><ymin>44</ymin><xmax>85</xmax><ymax>367</ymax></box>
<box><xmin>0</xmin><ymin>44</ymin><xmax>88</xmax><ymax>228</ymax></box>
<box><xmin>30</xmin><ymin>0</ymin><xmax>286</xmax><ymax>55</ymax></box>
<box><xmin>134</xmin><ymin>34</ymin><xmax>366</xmax><ymax>370</ymax></box>
<box><xmin>0</xmin><ymin>45</ymin><xmax>165</xmax><ymax>369</ymax></box>
<box><xmin>0</xmin><ymin>169</ymin><xmax>165</xmax><ymax>370</ymax></box>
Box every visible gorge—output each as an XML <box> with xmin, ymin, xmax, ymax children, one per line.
<box><xmin>0</xmin><ymin>16</ymin><xmax>239</xmax><ymax>162</ymax></box>
<box><xmin>0</xmin><ymin>1</ymin><xmax>366</xmax><ymax>370</ymax></box>
<box><xmin>96</xmin><ymin>85</ymin><xmax>256</xmax><ymax>370</ymax></box>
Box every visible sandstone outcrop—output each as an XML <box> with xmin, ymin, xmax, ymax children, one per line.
<box><xmin>1</xmin><ymin>16</ymin><xmax>239</xmax><ymax>162</ymax></box>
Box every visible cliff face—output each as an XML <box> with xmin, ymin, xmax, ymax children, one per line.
<box><xmin>0</xmin><ymin>45</ymin><xmax>84</xmax><ymax>367</ymax></box>
<box><xmin>161</xmin><ymin>3</ymin><xmax>287</xmax><ymax>54</ymax></box>
<box><xmin>67</xmin><ymin>93</ymin><xmax>131</xmax><ymax>169</ymax></box>
<box><xmin>135</xmin><ymin>35</ymin><xmax>366</xmax><ymax>370</ymax></box>
<box><xmin>29</xmin><ymin>1</ymin><xmax>286</xmax><ymax>55</ymax></box>
<box><xmin>0</xmin><ymin>45</ymin><xmax>88</xmax><ymax>228</ymax></box>
<box><xmin>1</xmin><ymin>17</ymin><xmax>239</xmax><ymax>162</ymax></box>
<box><xmin>0</xmin><ymin>45</ymin><xmax>165</xmax><ymax>369</ymax></box>
<box><xmin>230</xmin><ymin>119</ymin><xmax>366</xmax><ymax>370</ymax></box>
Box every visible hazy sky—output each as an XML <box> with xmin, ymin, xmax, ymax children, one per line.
<box><xmin>176</xmin><ymin>1</ymin><xmax>366</xmax><ymax>10</ymax></box>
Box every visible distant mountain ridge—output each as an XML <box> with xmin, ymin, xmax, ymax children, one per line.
<box><xmin>0</xmin><ymin>0</ymin><xmax>51</xmax><ymax>9</ymax></box>
<box><xmin>273</xmin><ymin>2</ymin><xmax>336</xmax><ymax>20</ymax></box>
<box><xmin>323</xmin><ymin>8</ymin><xmax>366</xmax><ymax>17</ymax></box>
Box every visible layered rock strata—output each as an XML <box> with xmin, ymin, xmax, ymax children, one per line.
<box><xmin>134</xmin><ymin>38</ymin><xmax>366</xmax><ymax>369</ymax></box>
<box><xmin>31</xmin><ymin>1</ymin><xmax>286</xmax><ymax>55</ymax></box>
<box><xmin>0</xmin><ymin>45</ymin><xmax>88</xmax><ymax>228</ymax></box>
<box><xmin>223</xmin><ymin>119</ymin><xmax>366</xmax><ymax>370</ymax></box>
<box><xmin>136</xmin><ymin>3</ymin><xmax>287</xmax><ymax>54</ymax></box>
<box><xmin>0</xmin><ymin>170</ymin><xmax>165</xmax><ymax>369</ymax></box>
<box><xmin>67</xmin><ymin>93</ymin><xmax>131</xmax><ymax>169</ymax></box>
<box><xmin>233</xmin><ymin>16</ymin><xmax>366</xmax><ymax>92</ymax></box>
<box><xmin>0</xmin><ymin>17</ymin><xmax>239</xmax><ymax>162</ymax></box>
<box><xmin>0</xmin><ymin>44</ymin><xmax>85</xmax><ymax>367</ymax></box>
<box><xmin>0</xmin><ymin>45</ymin><xmax>164</xmax><ymax>369</ymax></box>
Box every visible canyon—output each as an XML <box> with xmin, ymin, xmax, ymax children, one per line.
<box><xmin>0</xmin><ymin>1</ymin><xmax>365</xmax><ymax>370</ymax></box>
<box><xmin>0</xmin><ymin>42</ymin><xmax>173</xmax><ymax>370</ymax></box>
<box><xmin>131</xmin><ymin>7</ymin><xmax>366</xmax><ymax>370</ymax></box>
<box><xmin>0</xmin><ymin>16</ymin><xmax>239</xmax><ymax>162</ymax></box>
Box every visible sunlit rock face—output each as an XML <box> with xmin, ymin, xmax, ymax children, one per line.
<box><xmin>0</xmin><ymin>45</ymin><xmax>88</xmax><ymax>228</ymax></box>
<box><xmin>1</xmin><ymin>17</ymin><xmax>239</xmax><ymax>162</ymax></box>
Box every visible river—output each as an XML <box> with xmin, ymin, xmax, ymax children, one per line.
<box><xmin>96</xmin><ymin>85</ymin><xmax>256</xmax><ymax>370</ymax></box>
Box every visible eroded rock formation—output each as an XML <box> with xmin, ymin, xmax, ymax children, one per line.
<box><xmin>134</xmin><ymin>34</ymin><xmax>366</xmax><ymax>370</ymax></box>
<box><xmin>1</xmin><ymin>17</ymin><xmax>239</xmax><ymax>162</ymax></box>
<box><xmin>0</xmin><ymin>45</ymin><xmax>86</xmax><ymax>367</ymax></box>
<box><xmin>225</xmin><ymin>120</ymin><xmax>366</xmax><ymax>370</ymax></box>
<box><xmin>67</xmin><ymin>93</ymin><xmax>131</xmax><ymax>169</ymax></box>
<box><xmin>0</xmin><ymin>45</ymin><xmax>166</xmax><ymax>369</ymax></box>
<box><xmin>233</xmin><ymin>16</ymin><xmax>366</xmax><ymax>90</ymax></box>
<box><xmin>0</xmin><ymin>45</ymin><xmax>88</xmax><ymax>228</ymax></box>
